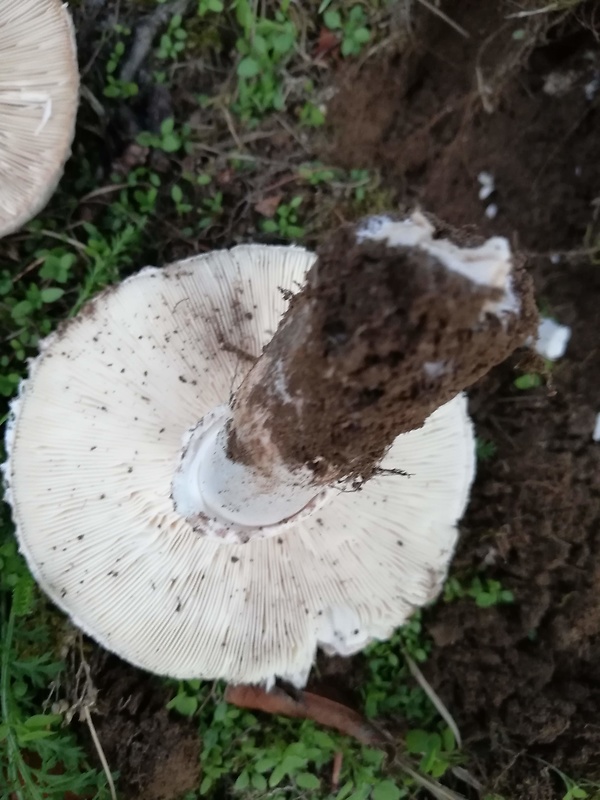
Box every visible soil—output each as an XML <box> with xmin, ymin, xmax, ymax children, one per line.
<box><xmin>84</xmin><ymin>654</ymin><xmax>200</xmax><ymax>800</ymax></box>
<box><xmin>35</xmin><ymin>1</ymin><xmax>600</xmax><ymax>798</ymax></box>
<box><xmin>230</xmin><ymin>223</ymin><xmax>536</xmax><ymax>481</ymax></box>
<box><xmin>327</xmin><ymin>1</ymin><xmax>600</xmax><ymax>796</ymax></box>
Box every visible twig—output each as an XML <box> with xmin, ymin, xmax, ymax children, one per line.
<box><xmin>220</xmin><ymin>104</ymin><xmax>244</xmax><ymax>151</ymax></box>
<box><xmin>36</xmin><ymin>230</ymin><xmax>88</xmax><ymax>254</ymax></box>
<box><xmin>331</xmin><ymin>751</ymin><xmax>343</xmax><ymax>792</ymax></box>
<box><xmin>79</xmin><ymin>183</ymin><xmax>132</xmax><ymax>202</ymax></box>
<box><xmin>393</xmin><ymin>755</ymin><xmax>468</xmax><ymax>800</ymax></box>
<box><xmin>80</xmin><ymin>85</ymin><xmax>107</xmax><ymax>118</ymax></box>
<box><xmin>119</xmin><ymin>0</ymin><xmax>194</xmax><ymax>83</ymax></box>
<box><xmin>82</xmin><ymin>706</ymin><xmax>118</xmax><ymax>800</ymax></box>
<box><xmin>404</xmin><ymin>652</ymin><xmax>462</xmax><ymax>748</ymax></box>
<box><xmin>415</xmin><ymin>0</ymin><xmax>470</xmax><ymax>38</ymax></box>
<box><xmin>13</xmin><ymin>257</ymin><xmax>44</xmax><ymax>283</ymax></box>
<box><xmin>506</xmin><ymin>3</ymin><xmax>573</xmax><ymax>17</ymax></box>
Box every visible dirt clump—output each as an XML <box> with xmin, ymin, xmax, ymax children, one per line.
<box><xmin>327</xmin><ymin>3</ymin><xmax>600</xmax><ymax>253</ymax></box>
<box><xmin>85</xmin><ymin>655</ymin><xmax>200</xmax><ymax>800</ymax></box>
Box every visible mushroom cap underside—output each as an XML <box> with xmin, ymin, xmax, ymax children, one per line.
<box><xmin>0</xmin><ymin>0</ymin><xmax>79</xmax><ymax>237</ymax></box>
<box><xmin>4</xmin><ymin>244</ymin><xmax>475</xmax><ymax>688</ymax></box>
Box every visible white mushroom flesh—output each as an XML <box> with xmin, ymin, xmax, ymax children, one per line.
<box><xmin>534</xmin><ymin>317</ymin><xmax>571</xmax><ymax>361</ymax></box>
<box><xmin>356</xmin><ymin>211</ymin><xmax>519</xmax><ymax>320</ymax></box>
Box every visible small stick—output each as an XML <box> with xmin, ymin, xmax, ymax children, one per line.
<box><xmin>331</xmin><ymin>751</ymin><xmax>343</xmax><ymax>792</ymax></box>
<box><xmin>82</xmin><ymin>706</ymin><xmax>117</xmax><ymax>800</ymax></box>
<box><xmin>119</xmin><ymin>0</ymin><xmax>193</xmax><ymax>83</ymax></box>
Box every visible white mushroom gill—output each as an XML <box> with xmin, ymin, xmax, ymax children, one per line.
<box><xmin>4</xmin><ymin>244</ymin><xmax>475</xmax><ymax>687</ymax></box>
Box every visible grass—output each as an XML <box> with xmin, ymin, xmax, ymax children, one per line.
<box><xmin>0</xmin><ymin>1</ymin><xmax>596</xmax><ymax>798</ymax></box>
<box><xmin>164</xmin><ymin>616</ymin><xmax>464</xmax><ymax>800</ymax></box>
<box><xmin>0</xmin><ymin>523</ymin><xmax>112</xmax><ymax>799</ymax></box>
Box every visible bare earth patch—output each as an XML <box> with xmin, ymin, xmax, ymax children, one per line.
<box><xmin>327</xmin><ymin>2</ymin><xmax>600</xmax><ymax>796</ymax></box>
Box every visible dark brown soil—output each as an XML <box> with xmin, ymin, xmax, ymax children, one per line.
<box><xmin>230</xmin><ymin>222</ymin><xmax>536</xmax><ymax>481</ymax></box>
<box><xmin>327</xmin><ymin>2</ymin><xmax>600</xmax><ymax>797</ymax></box>
<box><xmin>85</xmin><ymin>655</ymin><xmax>200</xmax><ymax>800</ymax></box>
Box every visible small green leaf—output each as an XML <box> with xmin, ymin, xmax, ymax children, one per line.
<box><xmin>12</xmin><ymin>681</ymin><xmax>28</xmax><ymax>698</ymax></box>
<box><xmin>296</xmin><ymin>772</ymin><xmax>321</xmax><ymax>790</ymax></box>
<box><xmin>273</xmin><ymin>32</ymin><xmax>295</xmax><ymax>54</ymax></box>
<box><xmin>41</xmin><ymin>287</ymin><xmax>64</xmax><ymax>303</ymax></box>
<box><xmin>11</xmin><ymin>300</ymin><xmax>32</xmax><ymax>319</ymax></box>
<box><xmin>337</xmin><ymin>781</ymin><xmax>354</xmax><ymax>800</ymax></box>
<box><xmin>570</xmin><ymin>787</ymin><xmax>589</xmax><ymax>799</ymax></box>
<box><xmin>252</xmin><ymin>772</ymin><xmax>268</xmax><ymax>790</ymax></box>
<box><xmin>353</xmin><ymin>27</ymin><xmax>371</xmax><ymax>44</ymax></box>
<box><xmin>237</xmin><ymin>57</ymin><xmax>261</xmax><ymax>78</ymax></box>
<box><xmin>23</xmin><ymin>713</ymin><xmax>62</xmax><ymax>729</ymax></box>
<box><xmin>161</xmin><ymin>133</ymin><xmax>181</xmax><ymax>152</ymax></box>
<box><xmin>405</xmin><ymin>728</ymin><xmax>430</xmax><ymax>754</ymax></box>
<box><xmin>514</xmin><ymin>372</ymin><xmax>542</xmax><ymax>390</ymax></box>
<box><xmin>282</xmin><ymin>754</ymin><xmax>307</xmax><ymax>772</ymax></box>
<box><xmin>313</xmin><ymin>730</ymin><xmax>337</xmax><ymax>750</ymax></box>
<box><xmin>269</xmin><ymin>763</ymin><xmax>287</xmax><ymax>787</ymax></box>
<box><xmin>341</xmin><ymin>39</ymin><xmax>356</xmax><ymax>57</ymax></box>
<box><xmin>347</xmin><ymin>786</ymin><xmax>371</xmax><ymax>800</ymax></box>
<box><xmin>213</xmin><ymin>701</ymin><xmax>229</xmax><ymax>721</ymax></box>
<box><xmin>161</xmin><ymin>117</ymin><xmax>175</xmax><ymax>135</ymax></box>
<box><xmin>16</xmin><ymin>729</ymin><xmax>55</xmax><ymax>744</ymax></box>
<box><xmin>324</xmin><ymin>9</ymin><xmax>342</xmax><ymax>29</ymax></box>
<box><xmin>233</xmin><ymin>771</ymin><xmax>250</xmax><ymax>791</ymax></box>
<box><xmin>167</xmin><ymin>693</ymin><xmax>198</xmax><ymax>716</ymax></box>
<box><xmin>441</xmin><ymin>726</ymin><xmax>456</xmax><ymax>752</ymax></box>
<box><xmin>372</xmin><ymin>780</ymin><xmax>403</xmax><ymax>800</ymax></box>
<box><xmin>254</xmin><ymin>757</ymin><xmax>278</xmax><ymax>773</ymax></box>
<box><xmin>252</xmin><ymin>35</ymin><xmax>269</xmax><ymax>57</ymax></box>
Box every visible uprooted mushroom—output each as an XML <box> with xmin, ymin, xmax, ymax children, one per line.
<box><xmin>3</xmin><ymin>211</ymin><xmax>537</xmax><ymax>740</ymax></box>
<box><xmin>0</xmin><ymin>0</ymin><xmax>79</xmax><ymax>238</ymax></box>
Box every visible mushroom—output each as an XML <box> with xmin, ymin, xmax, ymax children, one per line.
<box><xmin>0</xmin><ymin>0</ymin><xmax>79</xmax><ymax>238</ymax></box>
<box><xmin>3</xmin><ymin>212</ymin><xmax>536</xmax><ymax>735</ymax></box>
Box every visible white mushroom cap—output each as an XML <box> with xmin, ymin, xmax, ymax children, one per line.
<box><xmin>3</xmin><ymin>245</ymin><xmax>475</xmax><ymax>688</ymax></box>
<box><xmin>0</xmin><ymin>1</ymin><xmax>79</xmax><ymax>237</ymax></box>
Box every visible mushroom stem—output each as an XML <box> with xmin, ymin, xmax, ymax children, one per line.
<box><xmin>226</xmin><ymin>212</ymin><xmax>537</xmax><ymax>486</ymax></box>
